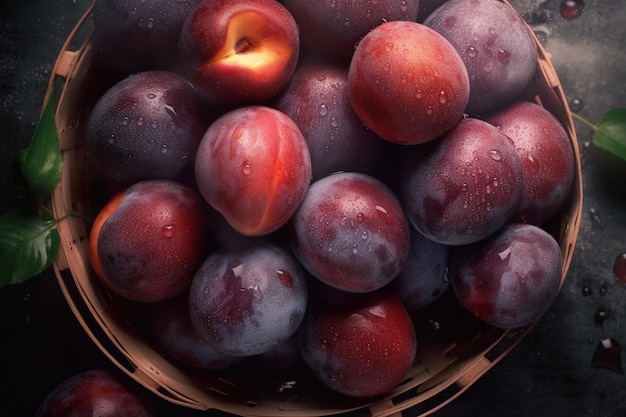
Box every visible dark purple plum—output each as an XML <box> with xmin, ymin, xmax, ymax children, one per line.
<box><xmin>390</xmin><ymin>227</ymin><xmax>450</xmax><ymax>310</ymax></box>
<box><xmin>282</xmin><ymin>0</ymin><xmax>420</xmax><ymax>62</ymax></box>
<box><xmin>143</xmin><ymin>293</ymin><xmax>242</xmax><ymax>370</ymax></box>
<box><xmin>92</xmin><ymin>0</ymin><xmax>200</xmax><ymax>76</ymax></box>
<box><xmin>291</xmin><ymin>172</ymin><xmax>410</xmax><ymax>293</ymax></box>
<box><xmin>271</xmin><ymin>61</ymin><xmax>383</xmax><ymax>180</ymax></box>
<box><xmin>402</xmin><ymin>117</ymin><xmax>523</xmax><ymax>246</ymax></box>
<box><xmin>188</xmin><ymin>244</ymin><xmax>308</xmax><ymax>357</ymax></box>
<box><xmin>87</xmin><ymin>71</ymin><xmax>210</xmax><ymax>187</ymax></box>
<box><xmin>298</xmin><ymin>291</ymin><xmax>416</xmax><ymax>398</ymax></box>
<box><xmin>449</xmin><ymin>223</ymin><xmax>563</xmax><ymax>329</ymax></box>
<box><xmin>486</xmin><ymin>101</ymin><xmax>575</xmax><ymax>225</ymax></box>
<box><xmin>424</xmin><ymin>0</ymin><xmax>538</xmax><ymax>115</ymax></box>
<box><xmin>417</xmin><ymin>0</ymin><xmax>451</xmax><ymax>22</ymax></box>
<box><xmin>36</xmin><ymin>369</ymin><xmax>155</xmax><ymax>417</ymax></box>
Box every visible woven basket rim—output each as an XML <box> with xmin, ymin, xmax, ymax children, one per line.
<box><xmin>48</xmin><ymin>1</ymin><xmax>583</xmax><ymax>416</ymax></box>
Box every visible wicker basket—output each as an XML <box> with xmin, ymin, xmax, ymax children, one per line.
<box><xmin>48</xmin><ymin>2</ymin><xmax>582</xmax><ymax>416</ymax></box>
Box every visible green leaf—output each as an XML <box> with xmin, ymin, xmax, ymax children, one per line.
<box><xmin>19</xmin><ymin>91</ymin><xmax>62</xmax><ymax>196</ymax></box>
<box><xmin>591</xmin><ymin>109</ymin><xmax>626</xmax><ymax>162</ymax></box>
<box><xmin>0</xmin><ymin>210</ymin><xmax>60</xmax><ymax>287</ymax></box>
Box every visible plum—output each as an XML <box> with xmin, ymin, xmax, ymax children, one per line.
<box><xmin>92</xmin><ymin>0</ymin><xmax>199</xmax><ymax>76</ymax></box>
<box><xmin>36</xmin><ymin>369</ymin><xmax>154</xmax><ymax>417</ymax></box>
<box><xmin>188</xmin><ymin>244</ymin><xmax>308</xmax><ymax>357</ymax></box>
<box><xmin>449</xmin><ymin>223</ymin><xmax>563</xmax><ymax>329</ymax></box>
<box><xmin>486</xmin><ymin>100</ymin><xmax>576</xmax><ymax>225</ymax></box>
<box><xmin>424</xmin><ymin>0</ymin><xmax>538</xmax><ymax>115</ymax></box>
<box><xmin>390</xmin><ymin>227</ymin><xmax>451</xmax><ymax>310</ymax></box>
<box><xmin>271</xmin><ymin>61</ymin><xmax>384</xmax><ymax>180</ymax></box>
<box><xmin>298</xmin><ymin>291</ymin><xmax>416</xmax><ymax>398</ymax></box>
<box><xmin>348</xmin><ymin>20</ymin><xmax>470</xmax><ymax>145</ymax></box>
<box><xmin>179</xmin><ymin>0</ymin><xmax>300</xmax><ymax>106</ymax></box>
<box><xmin>194</xmin><ymin>105</ymin><xmax>312</xmax><ymax>236</ymax></box>
<box><xmin>402</xmin><ymin>117</ymin><xmax>524</xmax><ymax>246</ymax></box>
<box><xmin>282</xmin><ymin>0</ymin><xmax>419</xmax><ymax>62</ymax></box>
<box><xmin>143</xmin><ymin>293</ymin><xmax>242</xmax><ymax>370</ymax></box>
<box><xmin>417</xmin><ymin>0</ymin><xmax>451</xmax><ymax>22</ymax></box>
<box><xmin>89</xmin><ymin>180</ymin><xmax>209</xmax><ymax>302</ymax></box>
<box><xmin>87</xmin><ymin>70</ymin><xmax>210</xmax><ymax>187</ymax></box>
<box><xmin>291</xmin><ymin>172</ymin><xmax>410</xmax><ymax>293</ymax></box>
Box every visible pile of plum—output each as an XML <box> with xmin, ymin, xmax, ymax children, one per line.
<box><xmin>84</xmin><ymin>0</ymin><xmax>576</xmax><ymax>399</ymax></box>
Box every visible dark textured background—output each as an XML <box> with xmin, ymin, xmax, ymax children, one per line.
<box><xmin>1</xmin><ymin>1</ymin><xmax>625</xmax><ymax>416</ymax></box>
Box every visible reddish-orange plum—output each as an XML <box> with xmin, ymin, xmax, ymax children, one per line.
<box><xmin>348</xmin><ymin>21</ymin><xmax>470</xmax><ymax>145</ymax></box>
<box><xmin>89</xmin><ymin>180</ymin><xmax>209</xmax><ymax>302</ymax></box>
<box><xmin>179</xmin><ymin>0</ymin><xmax>299</xmax><ymax>105</ymax></box>
<box><xmin>194</xmin><ymin>106</ymin><xmax>312</xmax><ymax>236</ymax></box>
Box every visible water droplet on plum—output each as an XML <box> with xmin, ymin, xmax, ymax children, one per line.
<box><xmin>318</xmin><ymin>103</ymin><xmax>328</xmax><ymax>116</ymax></box>
<box><xmin>497</xmin><ymin>49</ymin><xmax>511</xmax><ymax>65</ymax></box>
<box><xmin>161</xmin><ymin>224</ymin><xmax>176</xmax><ymax>237</ymax></box>
<box><xmin>276</xmin><ymin>269</ymin><xmax>293</xmax><ymax>287</ymax></box>
<box><xmin>242</xmin><ymin>161</ymin><xmax>252</xmax><ymax>175</ymax></box>
<box><xmin>438</xmin><ymin>90</ymin><xmax>448</xmax><ymax>104</ymax></box>
<box><xmin>489</xmin><ymin>149</ymin><xmax>503</xmax><ymax>161</ymax></box>
<box><xmin>466</xmin><ymin>46</ymin><xmax>478</xmax><ymax>58</ymax></box>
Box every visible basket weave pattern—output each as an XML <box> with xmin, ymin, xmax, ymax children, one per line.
<box><xmin>49</xmin><ymin>2</ymin><xmax>582</xmax><ymax>416</ymax></box>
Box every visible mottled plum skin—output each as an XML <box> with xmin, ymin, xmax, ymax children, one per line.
<box><xmin>449</xmin><ymin>223</ymin><xmax>563</xmax><ymax>329</ymax></box>
<box><xmin>272</xmin><ymin>61</ymin><xmax>383</xmax><ymax>180</ymax></box>
<box><xmin>390</xmin><ymin>227</ymin><xmax>451</xmax><ymax>310</ymax></box>
<box><xmin>93</xmin><ymin>0</ymin><xmax>199</xmax><ymax>76</ymax></box>
<box><xmin>348</xmin><ymin>21</ymin><xmax>470</xmax><ymax>145</ymax></box>
<box><xmin>486</xmin><ymin>101</ymin><xmax>575</xmax><ymax>225</ymax></box>
<box><xmin>291</xmin><ymin>172</ymin><xmax>410</xmax><ymax>293</ymax></box>
<box><xmin>87</xmin><ymin>71</ymin><xmax>209</xmax><ymax>187</ymax></box>
<box><xmin>194</xmin><ymin>106</ymin><xmax>312</xmax><ymax>236</ymax></box>
<box><xmin>189</xmin><ymin>244</ymin><xmax>308</xmax><ymax>357</ymax></box>
<box><xmin>144</xmin><ymin>293</ymin><xmax>242</xmax><ymax>370</ymax></box>
<box><xmin>282</xmin><ymin>0</ymin><xmax>419</xmax><ymax>61</ymax></box>
<box><xmin>402</xmin><ymin>118</ymin><xmax>523</xmax><ymax>246</ymax></box>
<box><xmin>424</xmin><ymin>0</ymin><xmax>538</xmax><ymax>115</ymax></box>
<box><xmin>93</xmin><ymin>180</ymin><xmax>208</xmax><ymax>302</ymax></box>
<box><xmin>298</xmin><ymin>291</ymin><xmax>416</xmax><ymax>398</ymax></box>
<box><xmin>36</xmin><ymin>369</ymin><xmax>155</xmax><ymax>417</ymax></box>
